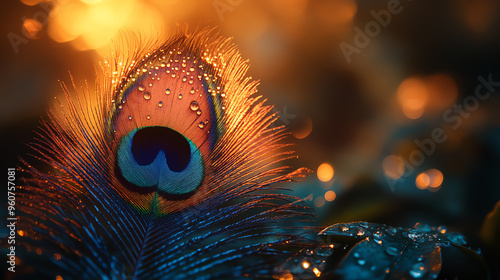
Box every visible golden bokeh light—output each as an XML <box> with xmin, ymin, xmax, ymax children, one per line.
<box><xmin>397</xmin><ymin>77</ymin><xmax>428</xmax><ymax>119</ymax></box>
<box><xmin>426</xmin><ymin>169</ymin><xmax>444</xmax><ymax>188</ymax></box>
<box><xmin>398</xmin><ymin>74</ymin><xmax>457</xmax><ymax>119</ymax></box>
<box><xmin>23</xmin><ymin>19</ymin><xmax>43</xmax><ymax>39</ymax></box>
<box><xmin>302</xmin><ymin>261</ymin><xmax>310</xmax><ymax>269</ymax></box>
<box><xmin>382</xmin><ymin>155</ymin><xmax>405</xmax><ymax>180</ymax></box>
<box><xmin>291</xmin><ymin>117</ymin><xmax>313</xmax><ymax>139</ymax></box>
<box><xmin>415</xmin><ymin>172</ymin><xmax>430</xmax><ymax>189</ymax></box>
<box><xmin>459</xmin><ymin>0</ymin><xmax>497</xmax><ymax>34</ymax></box>
<box><xmin>279</xmin><ymin>273</ymin><xmax>293</xmax><ymax>280</ymax></box>
<box><xmin>46</xmin><ymin>0</ymin><xmax>168</xmax><ymax>52</ymax></box>
<box><xmin>416</xmin><ymin>169</ymin><xmax>444</xmax><ymax>190</ymax></box>
<box><xmin>48</xmin><ymin>1</ymin><xmax>91</xmax><ymax>43</ymax></box>
<box><xmin>324</xmin><ymin>190</ymin><xmax>336</xmax><ymax>202</ymax></box>
<box><xmin>313</xmin><ymin>267</ymin><xmax>321</xmax><ymax>277</ymax></box>
<box><xmin>317</xmin><ymin>162</ymin><xmax>334</xmax><ymax>182</ymax></box>
<box><xmin>314</xmin><ymin>196</ymin><xmax>325</xmax><ymax>208</ymax></box>
<box><xmin>20</xmin><ymin>0</ymin><xmax>43</xmax><ymax>6</ymax></box>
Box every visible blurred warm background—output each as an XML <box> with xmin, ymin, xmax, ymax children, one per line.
<box><xmin>1</xmin><ymin>0</ymin><xmax>500</xmax><ymax>277</ymax></box>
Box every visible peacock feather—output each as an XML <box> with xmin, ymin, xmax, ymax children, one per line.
<box><xmin>12</xmin><ymin>26</ymin><xmax>484</xmax><ymax>280</ymax></box>
<box><xmin>17</xmin><ymin>27</ymin><xmax>319</xmax><ymax>279</ymax></box>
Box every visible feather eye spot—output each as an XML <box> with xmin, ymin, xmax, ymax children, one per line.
<box><xmin>131</xmin><ymin>127</ymin><xmax>190</xmax><ymax>171</ymax></box>
<box><xmin>117</xmin><ymin>126</ymin><xmax>204</xmax><ymax>195</ymax></box>
<box><xmin>108</xmin><ymin>30</ymin><xmax>244</xmax><ymax>206</ymax></box>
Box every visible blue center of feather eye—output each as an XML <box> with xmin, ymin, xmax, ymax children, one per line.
<box><xmin>131</xmin><ymin>127</ymin><xmax>190</xmax><ymax>172</ymax></box>
<box><xmin>116</xmin><ymin>126</ymin><xmax>204</xmax><ymax>195</ymax></box>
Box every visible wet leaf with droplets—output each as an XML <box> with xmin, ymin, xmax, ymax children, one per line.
<box><xmin>320</xmin><ymin>222</ymin><xmax>474</xmax><ymax>280</ymax></box>
<box><xmin>274</xmin><ymin>244</ymin><xmax>338</xmax><ymax>279</ymax></box>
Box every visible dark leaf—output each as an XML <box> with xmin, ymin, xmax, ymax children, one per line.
<box><xmin>319</xmin><ymin>222</ymin><xmax>475</xmax><ymax>280</ymax></box>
